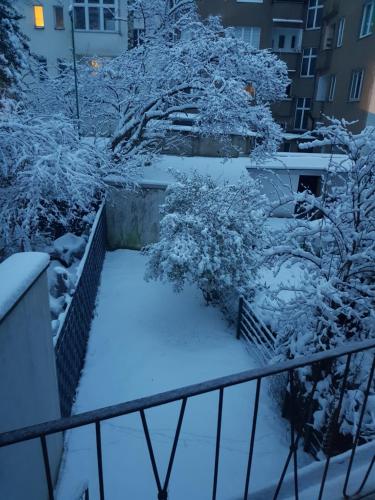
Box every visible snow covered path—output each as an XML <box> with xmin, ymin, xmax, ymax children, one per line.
<box><xmin>56</xmin><ymin>250</ymin><xmax>298</xmax><ymax>500</ymax></box>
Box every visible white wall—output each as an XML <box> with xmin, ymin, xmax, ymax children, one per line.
<box><xmin>0</xmin><ymin>253</ymin><xmax>63</xmax><ymax>500</ymax></box>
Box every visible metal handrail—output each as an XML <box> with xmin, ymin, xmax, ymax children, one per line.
<box><xmin>1</xmin><ymin>337</ymin><xmax>374</xmax><ymax>448</ymax></box>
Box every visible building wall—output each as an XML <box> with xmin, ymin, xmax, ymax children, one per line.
<box><xmin>17</xmin><ymin>0</ymin><xmax>128</xmax><ymax>75</ymax></box>
<box><xmin>197</xmin><ymin>0</ymin><xmax>375</xmax><ymax>136</ymax></box>
<box><xmin>0</xmin><ymin>253</ymin><xmax>63</xmax><ymax>500</ymax></box>
<box><xmin>313</xmin><ymin>0</ymin><xmax>375</xmax><ymax>132</ymax></box>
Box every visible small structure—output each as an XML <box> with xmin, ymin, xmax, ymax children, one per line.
<box><xmin>106</xmin><ymin>152</ymin><xmax>348</xmax><ymax>249</ymax></box>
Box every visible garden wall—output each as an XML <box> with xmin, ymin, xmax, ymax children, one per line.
<box><xmin>106</xmin><ymin>180</ymin><xmax>167</xmax><ymax>250</ymax></box>
<box><xmin>0</xmin><ymin>253</ymin><xmax>63</xmax><ymax>500</ymax></box>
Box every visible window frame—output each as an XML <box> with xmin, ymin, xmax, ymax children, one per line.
<box><xmin>300</xmin><ymin>47</ymin><xmax>317</xmax><ymax>77</ymax></box>
<box><xmin>328</xmin><ymin>75</ymin><xmax>336</xmax><ymax>102</ymax></box>
<box><xmin>336</xmin><ymin>17</ymin><xmax>345</xmax><ymax>47</ymax></box>
<box><xmin>53</xmin><ymin>5</ymin><xmax>65</xmax><ymax>30</ymax></box>
<box><xmin>232</xmin><ymin>26</ymin><xmax>261</xmax><ymax>48</ymax></box>
<box><xmin>73</xmin><ymin>0</ymin><xmax>118</xmax><ymax>33</ymax></box>
<box><xmin>33</xmin><ymin>5</ymin><xmax>45</xmax><ymax>29</ymax></box>
<box><xmin>359</xmin><ymin>1</ymin><xmax>374</xmax><ymax>38</ymax></box>
<box><xmin>294</xmin><ymin>97</ymin><xmax>311</xmax><ymax>131</ymax></box>
<box><xmin>349</xmin><ymin>69</ymin><xmax>365</xmax><ymax>101</ymax></box>
<box><xmin>306</xmin><ymin>0</ymin><xmax>323</xmax><ymax>30</ymax></box>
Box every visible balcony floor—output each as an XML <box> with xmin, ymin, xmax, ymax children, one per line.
<box><xmin>56</xmin><ymin>250</ymin><xmax>310</xmax><ymax>499</ymax></box>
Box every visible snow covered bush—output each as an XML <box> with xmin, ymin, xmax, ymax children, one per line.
<box><xmin>145</xmin><ymin>171</ymin><xmax>268</xmax><ymax>318</ymax></box>
<box><xmin>269</xmin><ymin>120</ymin><xmax>375</xmax><ymax>444</ymax></box>
<box><xmin>0</xmin><ymin>100</ymin><xmax>109</xmax><ymax>256</ymax></box>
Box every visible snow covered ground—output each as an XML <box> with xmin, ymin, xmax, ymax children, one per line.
<box><xmin>56</xmin><ymin>250</ymin><xmax>310</xmax><ymax>500</ymax></box>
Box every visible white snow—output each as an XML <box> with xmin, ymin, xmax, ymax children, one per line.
<box><xmin>0</xmin><ymin>252</ymin><xmax>49</xmax><ymax>321</ymax></box>
<box><xmin>106</xmin><ymin>152</ymin><xmax>350</xmax><ymax>189</ymax></box>
<box><xmin>56</xmin><ymin>250</ymin><xmax>309</xmax><ymax>499</ymax></box>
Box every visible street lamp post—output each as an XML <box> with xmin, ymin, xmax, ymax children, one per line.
<box><xmin>69</xmin><ymin>6</ymin><xmax>81</xmax><ymax>137</ymax></box>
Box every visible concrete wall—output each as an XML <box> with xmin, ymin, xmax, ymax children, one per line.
<box><xmin>106</xmin><ymin>182</ymin><xmax>167</xmax><ymax>250</ymax></box>
<box><xmin>0</xmin><ymin>253</ymin><xmax>63</xmax><ymax>500</ymax></box>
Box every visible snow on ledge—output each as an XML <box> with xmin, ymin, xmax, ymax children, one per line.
<box><xmin>0</xmin><ymin>252</ymin><xmax>50</xmax><ymax>322</ymax></box>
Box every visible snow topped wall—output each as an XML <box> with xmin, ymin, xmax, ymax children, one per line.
<box><xmin>0</xmin><ymin>252</ymin><xmax>50</xmax><ymax>321</ymax></box>
<box><xmin>0</xmin><ymin>252</ymin><xmax>63</xmax><ymax>500</ymax></box>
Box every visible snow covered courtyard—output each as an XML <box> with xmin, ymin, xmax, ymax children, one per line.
<box><xmin>56</xmin><ymin>250</ymin><xmax>306</xmax><ymax>500</ymax></box>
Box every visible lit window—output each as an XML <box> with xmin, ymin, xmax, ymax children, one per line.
<box><xmin>34</xmin><ymin>5</ymin><xmax>45</xmax><ymax>29</ymax></box>
<box><xmin>300</xmin><ymin>48</ymin><xmax>317</xmax><ymax>77</ymax></box>
<box><xmin>306</xmin><ymin>0</ymin><xmax>323</xmax><ymax>30</ymax></box>
<box><xmin>328</xmin><ymin>75</ymin><xmax>336</xmax><ymax>102</ymax></box>
<box><xmin>294</xmin><ymin>98</ymin><xmax>311</xmax><ymax>130</ymax></box>
<box><xmin>73</xmin><ymin>1</ymin><xmax>117</xmax><ymax>32</ymax></box>
<box><xmin>360</xmin><ymin>1</ymin><xmax>374</xmax><ymax>38</ymax></box>
<box><xmin>336</xmin><ymin>17</ymin><xmax>345</xmax><ymax>47</ymax></box>
<box><xmin>349</xmin><ymin>70</ymin><xmax>364</xmax><ymax>101</ymax></box>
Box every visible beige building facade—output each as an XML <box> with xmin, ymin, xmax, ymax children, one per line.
<box><xmin>198</xmin><ymin>0</ymin><xmax>375</xmax><ymax>143</ymax></box>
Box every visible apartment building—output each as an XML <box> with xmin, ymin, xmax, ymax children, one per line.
<box><xmin>197</xmin><ymin>0</ymin><xmax>375</xmax><ymax>147</ymax></box>
<box><xmin>16</xmin><ymin>0</ymin><xmax>128</xmax><ymax>75</ymax></box>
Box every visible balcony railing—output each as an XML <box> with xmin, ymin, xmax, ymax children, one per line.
<box><xmin>0</xmin><ymin>338</ymin><xmax>374</xmax><ymax>500</ymax></box>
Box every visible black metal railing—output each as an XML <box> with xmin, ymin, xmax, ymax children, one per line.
<box><xmin>54</xmin><ymin>202</ymin><xmax>107</xmax><ymax>417</ymax></box>
<box><xmin>237</xmin><ymin>296</ymin><xmax>276</xmax><ymax>364</ymax></box>
<box><xmin>0</xmin><ymin>338</ymin><xmax>374</xmax><ymax>500</ymax></box>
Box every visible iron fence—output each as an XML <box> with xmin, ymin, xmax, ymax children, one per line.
<box><xmin>0</xmin><ymin>338</ymin><xmax>374</xmax><ymax>500</ymax></box>
<box><xmin>236</xmin><ymin>296</ymin><xmax>276</xmax><ymax>364</ymax></box>
<box><xmin>54</xmin><ymin>202</ymin><xmax>107</xmax><ymax>417</ymax></box>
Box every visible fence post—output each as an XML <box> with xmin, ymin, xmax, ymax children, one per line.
<box><xmin>236</xmin><ymin>296</ymin><xmax>244</xmax><ymax>340</ymax></box>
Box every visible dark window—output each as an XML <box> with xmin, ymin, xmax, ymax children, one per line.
<box><xmin>74</xmin><ymin>6</ymin><xmax>86</xmax><ymax>29</ymax></box>
<box><xmin>278</xmin><ymin>35</ymin><xmax>285</xmax><ymax>49</ymax></box>
<box><xmin>89</xmin><ymin>7</ymin><xmax>100</xmax><ymax>30</ymax></box>
<box><xmin>54</xmin><ymin>6</ymin><xmax>64</xmax><ymax>29</ymax></box>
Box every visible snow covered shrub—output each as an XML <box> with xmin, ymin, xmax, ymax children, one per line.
<box><xmin>0</xmin><ymin>100</ymin><xmax>108</xmax><ymax>256</ymax></box>
<box><xmin>270</xmin><ymin>120</ymin><xmax>375</xmax><ymax>444</ymax></box>
<box><xmin>145</xmin><ymin>171</ymin><xmax>268</xmax><ymax>318</ymax></box>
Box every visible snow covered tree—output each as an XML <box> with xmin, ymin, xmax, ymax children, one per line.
<box><xmin>0</xmin><ymin>1</ymin><xmax>30</xmax><ymax>97</ymax></box>
<box><xmin>145</xmin><ymin>171</ymin><xmax>268</xmax><ymax>318</ymax></box>
<box><xmin>28</xmin><ymin>3</ymin><xmax>288</xmax><ymax>168</ymax></box>
<box><xmin>269</xmin><ymin>120</ymin><xmax>375</xmax><ymax>444</ymax></box>
<box><xmin>0</xmin><ymin>100</ymin><xmax>111</xmax><ymax>256</ymax></box>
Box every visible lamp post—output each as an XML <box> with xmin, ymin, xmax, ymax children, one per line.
<box><xmin>69</xmin><ymin>5</ymin><xmax>81</xmax><ymax>137</ymax></box>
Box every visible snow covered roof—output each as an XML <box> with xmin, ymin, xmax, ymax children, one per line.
<box><xmin>0</xmin><ymin>253</ymin><xmax>50</xmax><ymax>322</ymax></box>
<box><xmin>106</xmin><ymin>153</ymin><xmax>350</xmax><ymax>188</ymax></box>
<box><xmin>247</xmin><ymin>152</ymin><xmax>349</xmax><ymax>172</ymax></box>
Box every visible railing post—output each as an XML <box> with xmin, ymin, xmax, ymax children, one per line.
<box><xmin>236</xmin><ymin>296</ymin><xmax>244</xmax><ymax>340</ymax></box>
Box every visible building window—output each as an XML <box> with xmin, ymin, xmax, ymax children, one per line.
<box><xmin>323</xmin><ymin>24</ymin><xmax>335</xmax><ymax>49</ymax></box>
<box><xmin>53</xmin><ymin>6</ymin><xmax>64</xmax><ymax>29</ymax></box>
<box><xmin>272</xmin><ymin>28</ymin><xmax>302</xmax><ymax>52</ymax></box>
<box><xmin>294</xmin><ymin>98</ymin><xmax>311</xmax><ymax>130</ymax></box>
<box><xmin>300</xmin><ymin>48</ymin><xmax>317</xmax><ymax>77</ymax></box>
<box><xmin>33</xmin><ymin>5</ymin><xmax>45</xmax><ymax>29</ymax></box>
<box><xmin>233</xmin><ymin>26</ymin><xmax>261</xmax><ymax>48</ymax></box>
<box><xmin>337</xmin><ymin>17</ymin><xmax>345</xmax><ymax>47</ymax></box>
<box><xmin>349</xmin><ymin>70</ymin><xmax>364</xmax><ymax>101</ymax></box>
<box><xmin>73</xmin><ymin>0</ymin><xmax>117</xmax><ymax>32</ymax></box>
<box><xmin>328</xmin><ymin>75</ymin><xmax>336</xmax><ymax>101</ymax></box>
<box><xmin>306</xmin><ymin>0</ymin><xmax>323</xmax><ymax>30</ymax></box>
<box><xmin>360</xmin><ymin>1</ymin><xmax>374</xmax><ymax>38</ymax></box>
